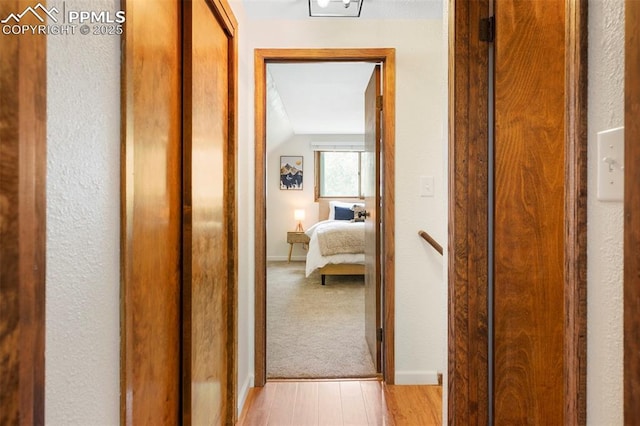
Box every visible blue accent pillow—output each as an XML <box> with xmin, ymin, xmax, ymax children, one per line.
<box><xmin>334</xmin><ymin>206</ymin><xmax>354</xmax><ymax>221</ymax></box>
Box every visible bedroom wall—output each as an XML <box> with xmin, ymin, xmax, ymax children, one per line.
<box><xmin>266</xmin><ymin>134</ymin><xmax>319</xmax><ymax>261</ymax></box>
<box><xmin>587</xmin><ymin>0</ymin><xmax>624</xmax><ymax>423</ymax></box>
<box><xmin>238</xmin><ymin>17</ymin><xmax>449</xmax><ymax>388</ymax></box>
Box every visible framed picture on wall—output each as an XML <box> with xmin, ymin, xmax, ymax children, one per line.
<box><xmin>280</xmin><ymin>156</ymin><xmax>303</xmax><ymax>190</ymax></box>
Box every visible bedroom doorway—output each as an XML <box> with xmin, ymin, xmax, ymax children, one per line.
<box><xmin>254</xmin><ymin>49</ymin><xmax>396</xmax><ymax>386</ymax></box>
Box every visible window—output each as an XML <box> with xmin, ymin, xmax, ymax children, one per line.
<box><xmin>315</xmin><ymin>151</ymin><xmax>362</xmax><ymax>199</ymax></box>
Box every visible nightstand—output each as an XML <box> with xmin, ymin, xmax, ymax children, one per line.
<box><xmin>287</xmin><ymin>231</ymin><xmax>310</xmax><ymax>262</ymax></box>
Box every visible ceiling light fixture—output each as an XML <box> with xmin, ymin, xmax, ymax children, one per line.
<box><xmin>309</xmin><ymin>0</ymin><xmax>363</xmax><ymax>17</ymax></box>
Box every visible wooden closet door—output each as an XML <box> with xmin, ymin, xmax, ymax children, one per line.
<box><xmin>182</xmin><ymin>0</ymin><xmax>237</xmax><ymax>424</ymax></box>
<box><xmin>122</xmin><ymin>0</ymin><xmax>237</xmax><ymax>424</ymax></box>
<box><xmin>121</xmin><ymin>1</ymin><xmax>182</xmax><ymax>423</ymax></box>
<box><xmin>493</xmin><ymin>1</ymin><xmax>566</xmax><ymax>424</ymax></box>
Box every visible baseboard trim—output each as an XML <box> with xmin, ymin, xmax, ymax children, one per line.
<box><xmin>237</xmin><ymin>374</ymin><xmax>254</xmax><ymax>417</ymax></box>
<box><xmin>394</xmin><ymin>370</ymin><xmax>440</xmax><ymax>385</ymax></box>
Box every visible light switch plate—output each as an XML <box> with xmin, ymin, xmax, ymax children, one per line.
<box><xmin>420</xmin><ymin>175</ymin><xmax>434</xmax><ymax>197</ymax></box>
<box><xmin>597</xmin><ymin>127</ymin><xmax>624</xmax><ymax>201</ymax></box>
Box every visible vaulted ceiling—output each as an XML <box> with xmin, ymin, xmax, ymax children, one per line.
<box><xmin>268</xmin><ymin>62</ymin><xmax>376</xmax><ymax>134</ymax></box>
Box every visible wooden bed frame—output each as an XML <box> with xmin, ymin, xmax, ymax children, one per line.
<box><xmin>318</xmin><ymin>263</ymin><xmax>365</xmax><ymax>285</ymax></box>
<box><xmin>317</xmin><ymin>199</ymin><xmax>365</xmax><ymax>285</ymax></box>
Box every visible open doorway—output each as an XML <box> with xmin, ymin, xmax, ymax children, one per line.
<box><xmin>264</xmin><ymin>61</ymin><xmax>379</xmax><ymax>379</ymax></box>
<box><xmin>254</xmin><ymin>48</ymin><xmax>396</xmax><ymax>386</ymax></box>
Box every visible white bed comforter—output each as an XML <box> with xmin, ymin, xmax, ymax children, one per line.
<box><xmin>304</xmin><ymin>220</ymin><xmax>365</xmax><ymax>277</ymax></box>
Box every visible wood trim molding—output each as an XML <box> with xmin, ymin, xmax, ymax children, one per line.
<box><xmin>448</xmin><ymin>1</ymin><xmax>490</xmax><ymax>424</ymax></box>
<box><xmin>254</xmin><ymin>48</ymin><xmax>396</xmax><ymax>386</ymax></box>
<box><xmin>625</xmin><ymin>1</ymin><xmax>640</xmax><ymax>423</ymax></box>
<box><xmin>564</xmin><ymin>1</ymin><xmax>588</xmax><ymax>424</ymax></box>
<box><xmin>214</xmin><ymin>0</ymin><xmax>239</xmax><ymax>420</ymax></box>
<box><xmin>254</xmin><ymin>51</ymin><xmax>267</xmax><ymax>386</ymax></box>
<box><xmin>0</xmin><ymin>3</ymin><xmax>47</xmax><ymax>422</ymax></box>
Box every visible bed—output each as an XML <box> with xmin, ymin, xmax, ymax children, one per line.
<box><xmin>305</xmin><ymin>199</ymin><xmax>366</xmax><ymax>285</ymax></box>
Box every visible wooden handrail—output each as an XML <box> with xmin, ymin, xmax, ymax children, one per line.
<box><xmin>418</xmin><ymin>230</ymin><xmax>443</xmax><ymax>256</ymax></box>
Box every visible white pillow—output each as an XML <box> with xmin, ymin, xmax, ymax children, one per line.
<box><xmin>328</xmin><ymin>201</ymin><xmax>364</xmax><ymax>220</ymax></box>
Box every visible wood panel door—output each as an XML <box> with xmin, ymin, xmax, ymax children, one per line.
<box><xmin>449</xmin><ymin>1</ymin><xmax>586</xmax><ymax>423</ymax></box>
<box><xmin>182</xmin><ymin>0</ymin><xmax>237</xmax><ymax>424</ymax></box>
<box><xmin>363</xmin><ymin>65</ymin><xmax>382</xmax><ymax>372</ymax></box>
<box><xmin>493</xmin><ymin>1</ymin><xmax>566</xmax><ymax>424</ymax></box>
<box><xmin>625</xmin><ymin>1</ymin><xmax>640</xmax><ymax>423</ymax></box>
<box><xmin>122</xmin><ymin>0</ymin><xmax>237</xmax><ymax>424</ymax></box>
<box><xmin>0</xmin><ymin>0</ymin><xmax>46</xmax><ymax>422</ymax></box>
<box><xmin>121</xmin><ymin>0</ymin><xmax>183</xmax><ymax>423</ymax></box>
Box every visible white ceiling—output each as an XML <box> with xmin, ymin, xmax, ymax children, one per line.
<box><xmin>242</xmin><ymin>0</ymin><xmax>443</xmax><ymax>20</ymax></box>
<box><xmin>254</xmin><ymin>0</ymin><xmax>443</xmax><ymax>135</ymax></box>
<box><xmin>268</xmin><ymin>62</ymin><xmax>376</xmax><ymax>134</ymax></box>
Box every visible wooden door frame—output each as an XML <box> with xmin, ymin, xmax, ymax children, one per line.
<box><xmin>254</xmin><ymin>48</ymin><xmax>396</xmax><ymax>386</ymax></box>
<box><xmin>448</xmin><ymin>1</ymin><xmax>587</xmax><ymax>424</ymax></box>
<box><xmin>625</xmin><ymin>1</ymin><xmax>640</xmax><ymax>423</ymax></box>
<box><xmin>0</xmin><ymin>7</ymin><xmax>47</xmax><ymax>423</ymax></box>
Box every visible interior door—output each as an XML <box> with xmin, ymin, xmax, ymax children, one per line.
<box><xmin>182</xmin><ymin>0</ymin><xmax>237</xmax><ymax>424</ymax></box>
<box><xmin>363</xmin><ymin>65</ymin><xmax>382</xmax><ymax>372</ymax></box>
<box><xmin>494</xmin><ymin>1</ymin><xmax>566</xmax><ymax>423</ymax></box>
<box><xmin>121</xmin><ymin>1</ymin><xmax>182</xmax><ymax>423</ymax></box>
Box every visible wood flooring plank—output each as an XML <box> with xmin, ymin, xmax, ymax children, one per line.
<box><xmin>340</xmin><ymin>381</ymin><xmax>369</xmax><ymax>425</ymax></box>
<box><xmin>360</xmin><ymin>381</ymin><xmax>393</xmax><ymax>426</ymax></box>
<box><xmin>291</xmin><ymin>382</ymin><xmax>319</xmax><ymax>426</ymax></box>
<box><xmin>267</xmin><ymin>382</ymin><xmax>298</xmax><ymax>426</ymax></box>
<box><xmin>238</xmin><ymin>381</ymin><xmax>443</xmax><ymax>426</ymax></box>
<box><xmin>318</xmin><ymin>382</ymin><xmax>343</xmax><ymax>426</ymax></box>
<box><xmin>385</xmin><ymin>385</ymin><xmax>442</xmax><ymax>426</ymax></box>
<box><xmin>239</xmin><ymin>383</ymin><xmax>278</xmax><ymax>426</ymax></box>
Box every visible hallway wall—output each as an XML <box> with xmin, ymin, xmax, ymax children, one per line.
<box><xmin>46</xmin><ymin>0</ymin><xmax>121</xmax><ymax>424</ymax></box>
<box><xmin>587</xmin><ymin>0</ymin><xmax>624</xmax><ymax>423</ymax></box>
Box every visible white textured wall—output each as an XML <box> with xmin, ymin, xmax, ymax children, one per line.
<box><xmin>46</xmin><ymin>0</ymin><xmax>121</xmax><ymax>424</ymax></box>
<box><xmin>235</xmin><ymin>17</ymin><xmax>448</xmax><ymax>390</ymax></box>
<box><xmin>587</xmin><ymin>0</ymin><xmax>624</xmax><ymax>424</ymax></box>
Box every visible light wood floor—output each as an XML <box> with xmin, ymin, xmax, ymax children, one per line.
<box><xmin>237</xmin><ymin>380</ymin><xmax>442</xmax><ymax>426</ymax></box>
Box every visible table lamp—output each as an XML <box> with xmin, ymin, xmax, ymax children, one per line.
<box><xmin>294</xmin><ymin>209</ymin><xmax>305</xmax><ymax>232</ymax></box>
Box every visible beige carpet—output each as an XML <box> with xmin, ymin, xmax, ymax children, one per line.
<box><xmin>267</xmin><ymin>261</ymin><xmax>377</xmax><ymax>379</ymax></box>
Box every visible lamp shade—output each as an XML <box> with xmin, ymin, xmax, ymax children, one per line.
<box><xmin>294</xmin><ymin>209</ymin><xmax>305</xmax><ymax>221</ymax></box>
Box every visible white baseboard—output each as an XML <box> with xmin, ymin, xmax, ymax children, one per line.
<box><xmin>266</xmin><ymin>256</ymin><xmax>306</xmax><ymax>262</ymax></box>
<box><xmin>237</xmin><ymin>374</ymin><xmax>254</xmax><ymax>418</ymax></box>
<box><xmin>395</xmin><ymin>370</ymin><xmax>440</xmax><ymax>385</ymax></box>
